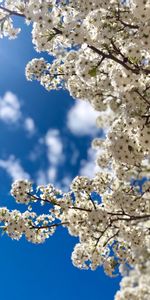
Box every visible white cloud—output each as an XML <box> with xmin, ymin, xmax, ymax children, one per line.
<box><xmin>67</xmin><ymin>101</ymin><xmax>99</xmax><ymax>136</ymax></box>
<box><xmin>36</xmin><ymin>170</ymin><xmax>71</xmax><ymax>192</ymax></box>
<box><xmin>79</xmin><ymin>148</ymin><xmax>99</xmax><ymax>178</ymax></box>
<box><xmin>70</xmin><ymin>148</ymin><xmax>79</xmax><ymax>165</ymax></box>
<box><xmin>45</xmin><ymin>129</ymin><xmax>64</xmax><ymax>165</ymax></box>
<box><xmin>0</xmin><ymin>91</ymin><xmax>21</xmax><ymax>123</ymax></box>
<box><xmin>47</xmin><ymin>167</ymin><xmax>57</xmax><ymax>182</ymax></box>
<box><xmin>35</xmin><ymin>168</ymin><xmax>57</xmax><ymax>186</ymax></box>
<box><xmin>0</xmin><ymin>155</ymin><xmax>30</xmax><ymax>181</ymax></box>
<box><xmin>60</xmin><ymin>176</ymin><xmax>72</xmax><ymax>191</ymax></box>
<box><xmin>24</xmin><ymin>117</ymin><xmax>36</xmax><ymax>135</ymax></box>
<box><xmin>0</xmin><ymin>92</ymin><xmax>37</xmax><ymax>136</ymax></box>
<box><xmin>36</xmin><ymin>170</ymin><xmax>48</xmax><ymax>186</ymax></box>
<box><xmin>35</xmin><ymin>129</ymin><xmax>64</xmax><ymax>185</ymax></box>
<box><xmin>45</xmin><ymin>129</ymin><xmax>64</xmax><ymax>182</ymax></box>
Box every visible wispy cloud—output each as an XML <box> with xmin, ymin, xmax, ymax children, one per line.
<box><xmin>0</xmin><ymin>155</ymin><xmax>30</xmax><ymax>181</ymax></box>
<box><xmin>45</xmin><ymin>129</ymin><xmax>64</xmax><ymax>182</ymax></box>
<box><xmin>24</xmin><ymin>117</ymin><xmax>36</xmax><ymax>135</ymax></box>
<box><xmin>0</xmin><ymin>91</ymin><xmax>21</xmax><ymax>123</ymax></box>
<box><xmin>36</xmin><ymin>170</ymin><xmax>48</xmax><ymax>186</ymax></box>
<box><xmin>79</xmin><ymin>148</ymin><xmax>99</xmax><ymax>178</ymax></box>
<box><xmin>0</xmin><ymin>91</ymin><xmax>37</xmax><ymax>136</ymax></box>
<box><xmin>35</xmin><ymin>129</ymin><xmax>64</xmax><ymax>185</ymax></box>
<box><xmin>45</xmin><ymin>129</ymin><xmax>64</xmax><ymax>166</ymax></box>
<box><xmin>67</xmin><ymin>101</ymin><xmax>99</xmax><ymax>136</ymax></box>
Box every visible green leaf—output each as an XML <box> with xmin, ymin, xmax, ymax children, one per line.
<box><xmin>47</xmin><ymin>33</ymin><xmax>56</xmax><ymax>42</ymax></box>
<box><xmin>88</xmin><ymin>67</ymin><xmax>97</xmax><ymax>77</ymax></box>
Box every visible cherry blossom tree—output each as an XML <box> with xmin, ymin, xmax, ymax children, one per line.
<box><xmin>0</xmin><ymin>1</ymin><xmax>150</xmax><ymax>299</ymax></box>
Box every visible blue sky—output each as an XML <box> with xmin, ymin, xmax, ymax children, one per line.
<box><xmin>0</xmin><ymin>17</ymin><xmax>120</xmax><ymax>300</ymax></box>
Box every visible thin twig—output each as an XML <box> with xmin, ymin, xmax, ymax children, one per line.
<box><xmin>103</xmin><ymin>229</ymin><xmax>119</xmax><ymax>247</ymax></box>
<box><xmin>134</xmin><ymin>89</ymin><xmax>150</xmax><ymax>106</ymax></box>
<box><xmin>31</xmin><ymin>221</ymin><xmax>69</xmax><ymax>230</ymax></box>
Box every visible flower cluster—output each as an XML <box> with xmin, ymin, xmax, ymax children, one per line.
<box><xmin>0</xmin><ymin>178</ymin><xmax>149</xmax><ymax>279</ymax></box>
<box><xmin>115</xmin><ymin>261</ymin><xmax>150</xmax><ymax>300</ymax></box>
<box><xmin>11</xmin><ymin>179</ymin><xmax>33</xmax><ymax>204</ymax></box>
<box><xmin>0</xmin><ymin>0</ymin><xmax>150</xmax><ymax>299</ymax></box>
<box><xmin>0</xmin><ymin>206</ymin><xmax>55</xmax><ymax>243</ymax></box>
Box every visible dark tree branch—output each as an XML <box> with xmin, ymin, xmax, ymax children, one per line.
<box><xmin>0</xmin><ymin>5</ymin><xmax>25</xmax><ymax>17</ymax></box>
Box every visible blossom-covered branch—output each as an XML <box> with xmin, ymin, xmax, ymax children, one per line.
<box><xmin>0</xmin><ymin>1</ymin><xmax>150</xmax><ymax>299</ymax></box>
